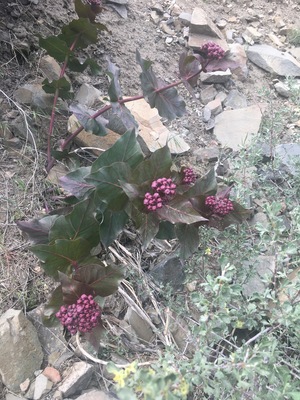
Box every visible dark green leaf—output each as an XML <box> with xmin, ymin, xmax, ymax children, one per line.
<box><xmin>99</xmin><ymin>209</ymin><xmax>129</xmax><ymax>247</ymax></box>
<box><xmin>49</xmin><ymin>198</ymin><xmax>99</xmax><ymax>247</ymax></box>
<box><xmin>42</xmin><ymin>77</ymin><xmax>73</xmax><ymax>99</ymax></box>
<box><xmin>42</xmin><ymin>285</ymin><xmax>63</xmax><ymax>327</ymax></box>
<box><xmin>39</xmin><ymin>36</ymin><xmax>70</xmax><ymax>62</ymax></box>
<box><xmin>132</xmin><ymin>146</ymin><xmax>172</xmax><ymax>184</ymax></box>
<box><xmin>91</xmin><ymin>129</ymin><xmax>144</xmax><ymax>172</ymax></box>
<box><xmin>185</xmin><ymin>168</ymin><xmax>217</xmax><ymax>198</ymax></box>
<box><xmin>107</xmin><ymin>60</ymin><xmax>122</xmax><ymax>102</ymax></box>
<box><xmin>87</xmin><ymin>162</ymin><xmax>131</xmax><ymax>211</ymax></box>
<box><xmin>16</xmin><ymin>215</ymin><xmax>58</xmax><ymax>244</ymax></box>
<box><xmin>120</xmin><ymin>182</ymin><xmax>143</xmax><ymax>200</ymax></box>
<box><xmin>155</xmin><ymin>221</ymin><xmax>176</xmax><ymax>240</ymax></box>
<box><xmin>136</xmin><ymin>50</ymin><xmax>186</xmax><ymax>120</ymax></box>
<box><xmin>59</xmin><ymin>18</ymin><xmax>107</xmax><ymax>49</ymax></box>
<box><xmin>175</xmin><ymin>223</ymin><xmax>199</xmax><ymax>259</ymax></box>
<box><xmin>68</xmin><ymin>56</ymin><xmax>101</xmax><ymax>75</ymax></box>
<box><xmin>156</xmin><ymin>195</ymin><xmax>208</xmax><ymax>224</ymax></box>
<box><xmin>59</xmin><ymin>166</ymin><xmax>94</xmax><ymax>199</ymax></box>
<box><xmin>70</xmin><ymin>103</ymin><xmax>108</xmax><ymax>137</ymax></box>
<box><xmin>130</xmin><ymin>204</ymin><xmax>160</xmax><ymax>249</ymax></box>
<box><xmin>74</xmin><ymin>0</ymin><xmax>98</xmax><ymax>22</ymax></box>
<box><xmin>74</xmin><ymin>262</ymin><xmax>125</xmax><ymax>297</ymax></box>
<box><xmin>30</xmin><ymin>238</ymin><xmax>92</xmax><ymax>279</ymax></box>
<box><xmin>59</xmin><ymin>271</ymin><xmax>95</xmax><ymax>303</ymax></box>
<box><xmin>85</xmin><ymin>118</ymin><xmax>107</xmax><ymax>136</ymax></box>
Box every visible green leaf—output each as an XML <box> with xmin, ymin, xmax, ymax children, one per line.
<box><xmin>156</xmin><ymin>195</ymin><xmax>208</xmax><ymax>224</ymax></box>
<box><xmin>132</xmin><ymin>146</ymin><xmax>172</xmax><ymax>184</ymax></box>
<box><xmin>39</xmin><ymin>36</ymin><xmax>70</xmax><ymax>62</ymax></box>
<box><xmin>68</xmin><ymin>56</ymin><xmax>101</xmax><ymax>75</ymax></box>
<box><xmin>91</xmin><ymin>129</ymin><xmax>144</xmax><ymax>172</ymax></box>
<box><xmin>85</xmin><ymin>118</ymin><xmax>107</xmax><ymax>136</ymax></box>
<box><xmin>136</xmin><ymin>50</ymin><xmax>186</xmax><ymax>120</ymax></box>
<box><xmin>42</xmin><ymin>285</ymin><xmax>63</xmax><ymax>327</ymax></box>
<box><xmin>70</xmin><ymin>104</ymin><xmax>108</xmax><ymax>137</ymax></box>
<box><xmin>130</xmin><ymin>204</ymin><xmax>160</xmax><ymax>249</ymax></box>
<box><xmin>42</xmin><ymin>77</ymin><xmax>73</xmax><ymax>99</ymax></box>
<box><xmin>87</xmin><ymin>162</ymin><xmax>131</xmax><ymax>211</ymax></box>
<box><xmin>175</xmin><ymin>223</ymin><xmax>199</xmax><ymax>259</ymax></box>
<box><xmin>30</xmin><ymin>238</ymin><xmax>92</xmax><ymax>279</ymax></box>
<box><xmin>59</xmin><ymin>18</ymin><xmax>107</xmax><ymax>49</ymax></box>
<box><xmin>73</xmin><ymin>262</ymin><xmax>125</xmax><ymax>297</ymax></box>
<box><xmin>185</xmin><ymin>168</ymin><xmax>217</xmax><ymax>198</ymax></box>
<box><xmin>107</xmin><ymin>60</ymin><xmax>122</xmax><ymax>102</ymax></box>
<box><xmin>155</xmin><ymin>221</ymin><xmax>176</xmax><ymax>240</ymax></box>
<box><xmin>59</xmin><ymin>166</ymin><xmax>94</xmax><ymax>199</ymax></box>
<box><xmin>74</xmin><ymin>0</ymin><xmax>98</xmax><ymax>22</ymax></box>
<box><xmin>49</xmin><ymin>198</ymin><xmax>99</xmax><ymax>247</ymax></box>
<box><xmin>99</xmin><ymin>209</ymin><xmax>129</xmax><ymax>247</ymax></box>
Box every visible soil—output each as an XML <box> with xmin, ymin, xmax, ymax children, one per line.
<box><xmin>0</xmin><ymin>0</ymin><xmax>300</xmax><ymax>370</ymax></box>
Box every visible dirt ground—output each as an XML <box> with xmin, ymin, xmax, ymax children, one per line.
<box><xmin>0</xmin><ymin>0</ymin><xmax>300</xmax><ymax>312</ymax></box>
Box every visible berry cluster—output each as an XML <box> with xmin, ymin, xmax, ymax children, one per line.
<box><xmin>205</xmin><ymin>195</ymin><xmax>234</xmax><ymax>216</ymax></box>
<box><xmin>56</xmin><ymin>294</ymin><xmax>101</xmax><ymax>335</ymax></box>
<box><xmin>182</xmin><ymin>168</ymin><xmax>197</xmax><ymax>184</ymax></box>
<box><xmin>144</xmin><ymin>177</ymin><xmax>176</xmax><ymax>212</ymax></box>
<box><xmin>200</xmin><ymin>42</ymin><xmax>225</xmax><ymax>60</ymax></box>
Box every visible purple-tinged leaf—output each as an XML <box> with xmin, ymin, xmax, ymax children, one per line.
<box><xmin>136</xmin><ymin>50</ymin><xmax>186</xmax><ymax>120</ymax></box>
<box><xmin>91</xmin><ymin>129</ymin><xmax>144</xmax><ymax>172</ymax></box>
<box><xmin>59</xmin><ymin>166</ymin><xmax>94</xmax><ymax>199</ymax></box>
<box><xmin>73</xmin><ymin>262</ymin><xmax>125</xmax><ymax>297</ymax></box>
<box><xmin>209</xmin><ymin>201</ymin><xmax>252</xmax><ymax>230</ymax></box>
<box><xmin>129</xmin><ymin>204</ymin><xmax>160</xmax><ymax>249</ymax></box>
<box><xmin>184</xmin><ymin>168</ymin><xmax>217</xmax><ymax>198</ymax></box>
<box><xmin>59</xmin><ymin>271</ymin><xmax>95</xmax><ymax>304</ymax></box>
<box><xmin>132</xmin><ymin>146</ymin><xmax>172</xmax><ymax>184</ymax></box>
<box><xmin>109</xmin><ymin>102</ymin><xmax>138</xmax><ymax>133</ymax></box>
<box><xmin>204</xmin><ymin>56</ymin><xmax>241</xmax><ymax>73</ymax></box>
<box><xmin>178</xmin><ymin>52</ymin><xmax>201</xmax><ymax>96</ymax></box>
<box><xmin>16</xmin><ymin>215</ymin><xmax>58</xmax><ymax>244</ymax></box>
<box><xmin>30</xmin><ymin>238</ymin><xmax>93</xmax><ymax>280</ymax></box>
<box><xmin>49</xmin><ymin>198</ymin><xmax>99</xmax><ymax>247</ymax></box>
<box><xmin>87</xmin><ymin>162</ymin><xmax>132</xmax><ymax>210</ymax></box>
<box><xmin>83</xmin><ymin>321</ymin><xmax>104</xmax><ymax>351</ymax></box>
<box><xmin>107</xmin><ymin>59</ymin><xmax>122</xmax><ymax>102</ymax></box>
<box><xmin>175</xmin><ymin>223</ymin><xmax>200</xmax><ymax>259</ymax></box>
<box><xmin>156</xmin><ymin>195</ymin><xmax>208</xmax><ymax>224</ymax></box>
<box><xmin>99</xmin><ymin>209</ymin><xmax>129</xmax><ymax>247</ymax></box>
<box><xmin>70</xmin><ymin>104</ymin><xmax>108</xmax><ymax>136</ymax></box>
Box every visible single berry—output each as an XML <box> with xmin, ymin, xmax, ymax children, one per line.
<box><xmin>205</xmin><ymin>195</ymin><xmax>233</xmax><ymax>216</ymax></box>
<box><xmin>183</xmin><ymin>168</ymin><xmax>197</xmax><ymax>184</ymax></box>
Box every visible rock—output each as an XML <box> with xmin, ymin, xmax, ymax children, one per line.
<box><xmin>150</xmin><ymin>10</ymin><xmax>160</xmax><ymax>24</ymax></box>
<box><xmin>206</xmin><ymin>97</ymin><xmax>222</xmax><ymax>116</ymax></box>
<box><xmin>274</xmin><ymin>81</ymin><xmax>290</xmax><ymax>97</ymax></box>
<box><xmin>275</xmin><ymin>143</ymin><xmax>300</xmax><ymax>176</ymax></box>
<box><xmin>20</xmin><ymin>378</ymin><xmax>31</xmax><ymax>393</ymax></box>
<box><xmin>0</xmin><ymin>309</ymin><xmax>43</xmax><ymax>391</ymax></box>
<box><xmin>268</xmin><ymin>33</ymin><xmax>284</xmax><ymax>48</ymax></box>
<box><xmin>193</xmin><ymin>147</ymin><xmax>219</xmax><ymax>162</ymax></box>
<box><xmin>247</xmin><ymin>44</ymin><xmax>300</xmax><ymax>76</ymax></box>
<box><xmin>249</xmin><ymin>212</ymin><xmax>269</xmax><ymax>228</ymax></box>
<box><xmin>160</xmin><ymin>21</ymin><xmax>175</xmax><ymax>35</ymax></box>
<box><xmin>42</xmin><ymin>367</ymin><xmax>61</xmax><ymax>384</ymax></box>
<box><xmin>6</xmin><ymin>395</ymin><xmax>27</xmax><ymax>400</ymax></box>
<box><xmin>9</xmin><ymin>115</ymin><xmax>36</xmax><ymax>144</ymax></box>
<box><xmin>58</xmin><ymin>362</ymin><xmax>94</xmax><ymax>397</ymax></box>
<box><xmin>227</xmin><ymin>43</ymin><xmax>249</xmax><ymax>81</ymax></box>
<box><xmin>242</xmin><ymin>256</ymin><xmax>276</xmax><ymax>296</ymax></box>
<box><xmin>188</xmin><ymin>7</ymin><xmax>229</xmax><ymax>52</ymax></box>
<box><xmin>214</xmin><ymin>104</ymin><xmax>265</xmax><ymax>150</ymax></box>
<box><xmin>168</xmin><ymin>312</ymin><xmax>195</xmax><ymax>355</ymax></box>
<box><xmin>288</xmin><ymin>47</ymin><xmax>300</xmax><ymax>61</ymax></box>
<box><xmin>179</xmin><ymin>12</ymin><xmax>192</xmax><ymax>26</ymax></box>
<box><xmin>245</xmin><ymin>26</ymin><xmax>262</xmax><ymax>42</ymax></box>
<box><xmin>14</xmin><ymin>83</ymin><xmax>54</xmax><ymax>109</ymax></box>
<box><xmin>200</xmin><ymin>69</ymin><xmax>232</xmax><ymax>84</ymax></box>
<box><xmin>216</xmin><ymin>19</ymin><xmax>227</xmax><ymax>29</ymax></box>
<box><xmin>124</xmin><ymin>307</ymin><xmax>154</xmax><ymax>343</ymax></box>
<box><xmin>215</xmin><ymin>91</ymin><xmax>227</xmax><ymax>104</ymax></box>
<box><xmin>202</xmin><ymin>106</ymin><xmax>211</xmax><ymax>122</ymax></box>
<box><xmin>33</xmin><ymin>373</ymin><xmax>53</xmax><ymax>400</ymax></box>
<box><xmin>224</xmin><ymin>89</ymin><xmax>247</xmax><ymax>109</ymax></box>
<box><xmin>278</xmin><ymin>267</ymin><xmax>300</xmax><ymax>304</ymax></box>
<box><xmin>200</xmin><ymin>85</ymin><xmax>217</xmax><ymax>105</ymax></box>
<box><xmin>27</xmin><ymin>306</ymin><xmax>72</xmax><ymax>368</ymax></box>
<box><xmin>125</xmin><ymin>99</ymin><xmax>190</xmax><ymax>154</ymax></box>
<box><xmin>150</xmin><ymin>256</ymin><xmax>185</xmax><ymax>290</ymax></box>
<box><xmin>75</xmin><ymin>83</ymin><xmax>102</xmax><ymax>108</ymax></box>
<box><xmin>75</xmin><ymin>389</ymin><xmax>113</xmax><ymax>400</ymax></box>
<box><xmin>39</xmin><ymin>55</ymin><xmax>70</xmax><ymax>83</ymax></box>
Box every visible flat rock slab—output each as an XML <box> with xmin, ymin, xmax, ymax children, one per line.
<box><xmin>275</xmin><ymin>143</ymin><xmax>300</xmax><ymax>175</ymax></box>
<box><xmin>214</xmin><ymin>104</ymin><xmax>265</xmax><ymax>150</ymax></box>
<box><xmin>58</xmin><ymin>362</ymin><xmax>94</xmax><ymax>397</ymax></box>
<box><xmin>0</xmin><ymin>309</ymin><xmax>43</xmax><ymax>391</ymax></box>
<box><xmin>247</xmin><ymin>44</ymin><xmax>300</xmax><ymax>76</ymax></box>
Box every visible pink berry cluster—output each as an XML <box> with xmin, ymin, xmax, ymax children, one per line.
<box><xmin>56</xmin><ymin>294</ymin><xmax>101</xmax><ymax>335</ymax></box>
<box><xmin>182</xmin><ymin>168</ymin><xmax>197</xmax><ymax>184</ymax></box>
<box><xmin>205</xmin><ymin>195</ymin><xmax>234</xmax><ymax>216</ymax></box>
<box><xmin>200</xmin><ymin>42</ymin><xmax>225</xmax><ymax>60</ymax></box>
<box><xmin>144</xmin><ymin>177</ymin><xmax>176</xmax><ymax>211</ymax></box>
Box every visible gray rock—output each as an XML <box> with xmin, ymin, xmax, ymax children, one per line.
<box><xmin>75</xmin><ymin>83</ymin><xmax>102</xmax><ymax>108</ymax></box>
<box><xmin>27</xmin><ymin>306</ymin><xmax>72</xmax><ymax>368</ymax></box>
<box><xmin>124</xmin><ymin>308</ymin><xmax>154</xmax><ymax>343</ymax></box>
<box><xmin>249</xmin><ymin>212</ymin><xmax>269</xmax><ymax>228</ymax></box>
<box><xmin>243</xmin><ymin>256</ymin><xmax>276</xmax><ymax>296</ymax></box>
<box><xmin>179</xmin><ymin>12</ymin><xmax>192</xmax><ymax>26</ymax></box>
<box><xmin>247</xmin><ymin>44</ymin><xmax>300</xmax><ymax>76</ymax></box>
<box><xmin>33</xmin><ymin>374</ymin><xmax>53</xmax><ymax>400</ymax></box>
<box><xmin>202</xmin><ymin>106</ymin><xmax>211</xmax><ymax>122</ymax></box>
<box><xmin>39</xmin><ymin>55</ymin><xmax>70</xmax><ymax>83</ymax></box>
<box><xmin>227</xmin><ymin>43</ymin><xmax>248</xmax><ymax>81</ymax></box>
<box><xmin>14</xmin><ymin>84</ymin><xmax>54</xmax><ymax>110</ymax></box>
<box><xmin>58</xmin><ymin>362</ymin><xmax>94</xmax><ymax>397</ymax></box>
<box><xmin>200</xmin><ymin>69</ymin><xmax>232</xmax><ymax>84</ymax></box>
<box><xmin>274</xmin><ymin>82</ymin><xmax>291</xmax><ymax>98</ymax></box>
<box><xmin>200</xmin><ymin>85</ymin><xmax>217</xmax><ymax>105</ymax></box>
<box><xmin>0</xmin><ymin>309</ymin><xmax>43</xmax><ymax>391</ymax></box>
<box><xmin>150</xmin><ymin>256</ymin><xmax>185</xmax><ymax>290</ymax></box>
<box><xmin>275</xmin><ymin>143</ymin><xmax>300</xmax><ymax>175</ymax></box>
<box><xmin>206</xmin><ymin>97</ymin><xmax>222</xmax><ymax>116</ymax></box>
<box><xmin>193</xmin><ymin>147</ymin><xmax>219</xmax><ymax>162</ymax></box>
<box><xmin>214</xmin><ymin>104</ymin><xmax>265</xmax><ymax>150</ymax></box>
<box><xmin>224</xmin><ymin>89</ymin><xmax>247</xmax><ymax>109</ymax></box>
<box><xmin>288</xmin><ymin>47</ymin><xmax>300</xmax><ymax>61</ymax></box>
<box><xmin>75</xmin><ymin>389</ymin><xmax>113</xmax><ymax>400</ymax></box>
<box><xmin>6</xmin><ymin>395</ymin><xmax>27</xmax><ymax>400</ymax></box>
<box><xmin>215</xmin><ymin>91</ymin><xmax>227</xmax><ymax>104</ymax></box>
